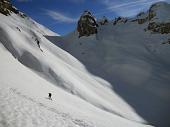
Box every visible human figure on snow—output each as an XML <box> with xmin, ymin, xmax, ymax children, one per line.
<box><xmin>48</xmin><ymin>93</ymin><xmax>52</xmax><ymax>100</ymax></box>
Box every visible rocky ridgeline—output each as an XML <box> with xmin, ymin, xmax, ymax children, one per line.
<box><xmin>98</xmin><ymin>16</ymin><xmax>109</xmax><ymax>25</ymax></box>
<box><xmin>132</xmin><ymin>2</ymin><xmax>170</xmax><ymax>34</ymax></box>
<box><xmin>131</xmin><ymin>4</ymin><xmax>158</xmax><ymax>24</ymax></box>
<box><xmin>76</xmin><ymin>2</ymin><xmax>170</xmax><ymax>37</ymax></box>
<box><xmin>147</xmin><ymin>2</ymin><xmax>170</xmax><ymax>34</ymax></box>
<box><xmin>0</xmin><ymin>0</ymin><xmax>26</xmax><ymax>18</ymax></box>
<box><xmin>113</xmin><ymin>17</ymin><xmax>128</xmax><ymax>25</ymax></box>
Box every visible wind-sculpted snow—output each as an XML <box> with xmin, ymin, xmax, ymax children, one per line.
<box><xmin>18</xmin><ymin>51</ymin><xmax>43</xmax><ymax>72</ymax></box>
<box><xmin>0</xmin><ymin>25</ymin><xmax>19</xmax><ymax>58</ymax></box>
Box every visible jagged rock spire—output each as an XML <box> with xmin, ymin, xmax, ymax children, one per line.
<box><xmin>77</xmin><ymin>10</ymin><xmax>98</xmax><ymax>38</ymax></box>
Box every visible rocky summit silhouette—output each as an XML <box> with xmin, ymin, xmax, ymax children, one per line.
<box><xmin>77</xmin><ymin>10</ymin><xmax>98</xmax><ymax>38</ymax></box>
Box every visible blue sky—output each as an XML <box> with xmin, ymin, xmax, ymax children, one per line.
<box><xmin>12</xmin><ymin>0</ymin><xmax>170</xmax><ymax>35</ymax></box>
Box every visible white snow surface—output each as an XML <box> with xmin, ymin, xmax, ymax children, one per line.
<box><xmin>0</xmin><ymin>12</ymin><xmax>153</xmax><ymax>127</ymax></box>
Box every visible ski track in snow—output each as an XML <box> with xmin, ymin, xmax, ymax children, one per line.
<box><xmin>0</xmin><ymin>86</ymin><xmax>94</xmax><ymax>127</ymax></box>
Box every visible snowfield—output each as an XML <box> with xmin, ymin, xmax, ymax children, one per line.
<box><xmin>0</xmin><ymin>2</ymin><xmax>170</xmax><ymax>127</ymax></box>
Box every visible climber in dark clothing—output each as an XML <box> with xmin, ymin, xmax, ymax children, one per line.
<box><xmin>48</xmin><ymin>93</ymin><xmax>52</xmax><ymax>100</ymax></box>
<box><xmin>35</xmin><ymin>38</ymin><xmax>40</xmax><ymax>48</ymax></box>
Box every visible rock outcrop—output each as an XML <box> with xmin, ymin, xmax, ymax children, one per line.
<box><xmin>113</xmin><ymin>17</ymin><xmax>127</xmax><ymax>25</ymax></box>
<box><xmin>148</xmin><ymin>22</ymin><xmax>170</xmax><ymax>34</ymax></box>
<box><xmin>0</xmin><ymin>0</ymin><xmax>26</xmax><ymax>18</ymax></box>
<box><xmin>77</xmin><ymin>11</ymin><xmax>98</xmax><ymax>38</ymax></box>
<box><xmin>98</xmin><ymin>16</ymin><xmax>108</xmax><ymax>25</ymax></box>
<box><xmin>132</xmin><ymin>2</ymin><xmax>170</xmax><ymax>34</ymax></box>
<box><xmin>0</xmin><ymin>0</ymin><xmax>19</xmax><ymax>15</ymax></box>
<box><xmin>147</xmin><ymin>2</ymin><xmax>170</xmax><ymax>34</ymax></box>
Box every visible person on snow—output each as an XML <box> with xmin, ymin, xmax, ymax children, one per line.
<box><xmin>48</xmin><ymin>93</ymin><xmax>52</xmax><ymax>100</ymax></box>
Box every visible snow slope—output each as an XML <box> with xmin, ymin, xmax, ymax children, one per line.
<box><xmin>0</xmin><ymin>8</ymin><xmax>153</xmax><ymax>127</ymax></box>
<box><xmin>46</xmin><ymin>2</ymin><xmax>170</xmax><ymax>127</ymax></box>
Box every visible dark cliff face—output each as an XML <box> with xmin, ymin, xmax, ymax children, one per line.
<box><xmin>77</xmin><ymin>11</ymin><xmax>98</xmax><ymax>38</ymax></box>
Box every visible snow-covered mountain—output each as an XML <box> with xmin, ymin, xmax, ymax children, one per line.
<box><xmin>46</xmin><ymin>2</ymin><xmax>170</xmax><ymax>127</ymax></box>
<box><xmin>0</xmin><ymin>1</ymin><xmax>169</xmax><ymax>127</ymax></box>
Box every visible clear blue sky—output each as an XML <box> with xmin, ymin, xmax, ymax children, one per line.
<box><xmin>11</xmin><ymin>0</ymin><xmax>170</xmax><ymax>35</ymax></box>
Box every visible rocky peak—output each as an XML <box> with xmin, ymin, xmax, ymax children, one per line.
<box><xmin>147</xmin><ymin>2</ymin><xmax>170</xmax><ymax>34</ymax></box>
<box><xmin>0</xmin><ymin>0</ymin><xmax>19</xmax><ymax>15</ymax></box>
<box><xmin>77</xmin><ymin>10</ymin><xmax>98</xmax><ymax>38</ymax></box>
<box><xmin>130</xmin><ymin>2</ymin><xmax>170</xmax><ymax>34</ymax></box>
<box><xmin>0</xmin><ymin>0</ymin><xmax>26</xmax><ymax>18</ymax></box>
<box><xmin>113</xmin><ymin>17</ymin><xmax>128</xmax><ymax>25</ymax></box>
